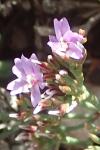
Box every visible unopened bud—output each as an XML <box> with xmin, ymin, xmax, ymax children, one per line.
<box><xmin>79</xmin><ymin>29</ymin><xmax>85</xmax><ymax>36</ymax></box>
<box><xmin>48</xmin><ymin>110</ymin><xmax>60</xmax><ymax>116</ymax></box>
<box><xmin>79</xmin><ymin>29</ymin><xmax>87</xmax><ymax>43</ymax></box>
<box><xmin>59</xmin><ymin>85</ymin><xmax>71</xmax><ymax>93</ymax></box>
<box><xmin>30</xmin><ymin>125</ymin><xmax>37</xmax><ymax>132</ymax></box>
<box><xmin>55</xmin><ymin>74</ymin><xmax>65</xmax><ymax>84</ymax></box>
<box><xmin>60</xmin><ymin>101</ymin><xmax>77</xmax><ymax>115</ymax></box>
<box><xmin>47</xmin><ymin>55</ymin><xmax>53</xmax><ymax>62</ymax></box>
<box><xmin>18</xmin><ymin>111</ymin><xmax>27</xmax><ymax>120</ymax></box>
<box><xmin>82</xmin><ymin>37</ymin><xmax>87</xmax><ymax>43</ymax></box>
<box><xmin>19</xmin><ymin>125</ymin><xmax>37</xmax><ymax>133</ymax></box>
<box><xmin>60</xmin><ymin>103</ymin><xmax>68</xmax><ymax>115</ymax></box>
<box><xmin>33</xmin><ymin>99</ymin><xmax>52</xmax><ymax>114</ymax></box>
<box><xmin>40</xmin><ymin>62</ymin><xmax>49</xmax><ymax>70</ymax></box>
<box><xmin>55</xmin><ymin>74</ymin><xmax>61</xmax><ymax>81</ymax></box>
<box><xmin>52</xmin><ymin>98</ymin><xmax>62</xmax><ymax>106</ymax></box>
<box><xmin>59</xmin><ymin>70</ymin><xmax>68</xmax><ymax>76</ymax></box>
<box><xmin>9</xmin><ymin>113</ymin><xmax>18</xmax><ymax>118</ymax></box>
<box><xmin>39</xmin><ymin>99</ymin><xmax>52</xmax><ymax>108</ymax></box>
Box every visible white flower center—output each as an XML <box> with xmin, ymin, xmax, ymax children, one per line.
<box><xmin>26</xmin><ymin>74</ymin><xmax>37</xmax><ymax>88</ymax></box>
<box><xmin>60</xmin><ymin>37</ymin><xmax>68</xmax><ymax>50</ymax></box>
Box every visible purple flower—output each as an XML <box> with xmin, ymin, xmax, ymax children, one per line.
<box><xmin>48</xmin><ymin>17</ymin><xmax>85</xmax><ymax>59</ymax></box>
<box><xmin>7</xmin><ymin>54</ymin><xmax>45</xmax><ymax>107</ymax></box>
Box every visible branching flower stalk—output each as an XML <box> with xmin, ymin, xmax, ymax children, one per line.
<box><xmin>7</xmin><ymin>18</ymin><xmax>100</xmax><ymax>150</ymax></box>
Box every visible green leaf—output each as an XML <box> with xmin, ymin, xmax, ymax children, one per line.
<box><xmin>0</xmin><ymin>112</ymin><xmax>10</xmax><ymax>122</ymax></box>
<box><xmin>62</xmin><ymin>136</ymin><xmax>90</xmax><ymax>146</ymax></box>
<box><xmin>89</xmin><ymin>133</ymin><xmax>100</xmax><ymax>145</ymax></box>
<box><xmin>85</xmin><ymin>146</ymin><xmax>100</xmax><ymax>150</ymax></box>
<box><xmin>83</xmin><ymin>101</ymin><xmax>97</xmax><ymax>111</ymax></box>
<box><xmin>0</xmin><ymin>125</ymin><xmax>19</xmax><ymax>139</ymax></box>
<box><xmin>65</xmin><ymin>136</ymin><xmax>79</xmax><ymax>144</ymax></box>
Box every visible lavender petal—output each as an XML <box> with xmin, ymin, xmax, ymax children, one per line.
<box><xmin>31</xmin><ymin>85</ymin><xmax>41</xmax><ymax>107</ymax></box>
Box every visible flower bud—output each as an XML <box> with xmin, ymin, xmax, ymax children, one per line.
<box><xmin>47</xmin><ymin>55</ymin><xmax>53</xmax><ymax>63</ymax></box>
<box><xmin>55</xmin><ymin>74</ymin><xmax>61</xmax><ymax>81</ymax></box>
<box><xmin>59</xmin><ymin>103</ymin><xmax>68</xmax><ymax>115</ymax></box>
<box><xmin>59</xmin><ymin>70</ymin><xmax>68</xmax><ymax>76</ymax></box>
<box><xmin>55</xmin><ymin>74</ymin><xmax>66</xmax><ymax>85</ymax></box>
<box><xmin>29</xmin><ymin>125</ymin><xmax>37</xmax><ymax>133</ymax></box>
<box><xmin>60</xmin><ymin>101</ymin><xmax>77</xmax><ymax>115</ymax></box>
<box><xmin>79</xmin><ymin>29</ymin><xmax>86</xmax><ymax>36</ymax></box>
<box><xmin>59</xmin><ymin>85</ymin><xmax>71</xmax><ymax>93</ymax></box>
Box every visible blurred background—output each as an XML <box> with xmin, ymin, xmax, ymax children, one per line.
<box><xmin>0</xmin><ymin>0</ymin><xmax>100</xmax><ymax>149</ymax></box>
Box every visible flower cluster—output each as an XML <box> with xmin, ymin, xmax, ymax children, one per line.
<box><xmin>6</xmin><ymin>17</ymin><xmax>100</xmax><ymax>150</ymax></box>
<box><xmin>7</xmin><ymin>54</ymin><xmax>45</xmax><ymax>107</ymax></box>
<box><xmin>7</xmin><ymin>17</ymin><xmax>86</xmax><ymax>114</ymax></box>
<box><xmin>48</xmin><ymin>17</ymin><xmax>85</xmax><ymax>60</ymax></box>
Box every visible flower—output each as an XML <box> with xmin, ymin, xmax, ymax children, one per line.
<box><xmin>7</xmin><ymin>54</ymin><xmax>45</xmax><ymax>107</ymax></box>
<box><xmin>33</xmin><ymin>89</ymin><xmax>57</xmax><ymax>114</ymax></box>
<box><xmin>48</xmin><ymin>17</ymin><xmax>85</xmax><ymax>59</ymax></box>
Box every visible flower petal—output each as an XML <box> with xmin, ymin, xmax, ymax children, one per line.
<box><xmin>21</xmin><ymin>55</ymin><xmax>33</xmax><ymax>75</ymax></box>
<box><xmin>31</xmin><ymin>85</ymin><xmax>41</xmax><ymax>107</ymax></box>
<box><xmin>67</xmin><ymin>43</ymin><xmax>83</xmax><ymax>59</ymax></box>
<box><xmin>54</xmin><ymin>18</ymin><xmax>62</xmax><ymax>40</ymax></box>
<box><xmin>12</xmin><ymin>66</ymin><xmax>25</xmax><ymax>78</ymax></box>
<box><xmin>14</xmin><ymin>58</ymin><xmax>25</xmax><ymax>76</ymax></box>
<box><xmin>30</xmin><ymin>53</ymin><xmax>41</xmax><ymax>64</ymax></box>
<box><xmin>60</xmin><ymin>17</ymin><xmax>70</xmax><ymax>34</ymax></box>
<box><xmin>71</xmin><ymin>32</ymin><xmax>83</xmax><ymax>42</ymax></box>
<box><xmin>48</xmin><ymin>110</ymin><xmax>60</xmax><ymax>116</ymax></box>
<box><xmin>30</xmin><ymin>53</ymin><xmax>38</xmax><ymax>60</ymax></box>
<box><xmin>7</xmin><ymin>79</ymin><xmax>29</xmax><ymax>95</ymax></box>
<box><xmin>49</xmin><ymin>35</ymin><xmax>58</xmax><ymax>42</ymax></box>
<box><xmin>33</xmin><ymin>105</ymin><xmax>42</xmax><ymax>114</ymax></box>
<box><xmin>63</xmin><ymin>31</ymin><xmax>83</xmax><ymax>43</ymax></box>
<box><xmin>48</xmin><ymin>41</ymin><xmax>66</xmax><ymax>52</ymax></box>
<box><xmin>30</xmin><ymin>60</ymin><xmax>44</xmax><ymax>86</ymax></box>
